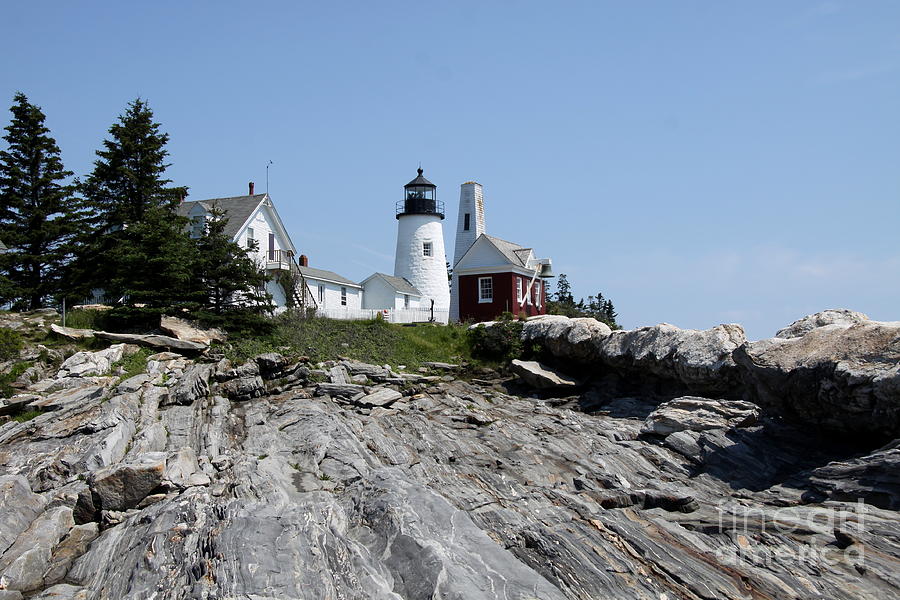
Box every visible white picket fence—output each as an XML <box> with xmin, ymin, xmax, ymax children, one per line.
<box><xmin>313</xmin><ymin>306</ymin><xmax>449</xmax><ymax>324</ymax></box>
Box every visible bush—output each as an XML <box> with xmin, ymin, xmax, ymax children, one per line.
<box><xmin>467</xmin><ymin>320</ymin><xmax>524</xmax><ymax>363</ymax></box>
<box><xmin>0</xmin><ymin>328</ymin><xmax>23</xmax><ymax>360</ymax></box>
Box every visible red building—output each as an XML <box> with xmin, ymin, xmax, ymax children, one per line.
<box><xmin>453</xmin><ymin>234</ymin><xmax>553</xmax><ymax>322</ymax></box>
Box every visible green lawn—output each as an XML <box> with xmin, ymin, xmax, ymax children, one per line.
<box><xmin>224</xmin><ymin>313</ymin><xmax>472</xmax><ymax>368</ymax></box>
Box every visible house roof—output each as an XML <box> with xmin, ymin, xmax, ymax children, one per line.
<box><xmin>297</xmin><ymin>265</ymin><xmax>362</xmax><ymax>288</ymax></box>
<box><xmin>177</xmin><ymin>194</ymin><xmax>267</xmax><ymax>240</ymax></box>
<box><xmin>362</xmin><ymin>273</ymin><xmax>423</xmax><ymax>296</ymax></box>
<box><xmin>484</xmin><ymin>235</ymin><xmax>532</xmax><ymax>267</ymax></box>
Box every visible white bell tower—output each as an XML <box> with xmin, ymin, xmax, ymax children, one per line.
<box><xmin>394</xmin><ymin>168</ymin><xmax>450</xmax><ymax>321</ymax></box>
<box><xmin>449</xmin><ymin>181</ymin><xmax>486</xmax><ymax>322</ymax></box>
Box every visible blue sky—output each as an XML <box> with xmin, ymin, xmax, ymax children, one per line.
<box><xmin>2</xmin><ymin>1</ymin><xmax>898</xmax><ymax>339</ymax></box>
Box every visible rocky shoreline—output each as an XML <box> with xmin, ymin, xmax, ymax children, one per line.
<box><xmin>0</xmin><ymin>310</ymin><xmax>898</xmax><ymax>599</ymax></box>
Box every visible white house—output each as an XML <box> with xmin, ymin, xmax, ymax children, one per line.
<box><xmin>296</xmin><ymin>258</ymin><xmax>364</xmax><ymax>319</ymax></box>
<box><xmin>362</xmin><ymin>272</ymin><xmax>448</xmax><ymax>322</ymax></box>
<box><xmin>177</xmin><ymin>182</ymin><xmax>304</xmax><ymax>310</ymax></box>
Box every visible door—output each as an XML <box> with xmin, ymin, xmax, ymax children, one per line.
<box><xmin>268</xmin><ymin>233</ymin><xmax>275</xmax><ymax>260</ymax></box>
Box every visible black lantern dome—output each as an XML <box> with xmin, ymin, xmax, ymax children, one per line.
<box><xmin>397</xmin><ymin>167</ymin><xmax>444</xmax><ymax>219</ymax></box>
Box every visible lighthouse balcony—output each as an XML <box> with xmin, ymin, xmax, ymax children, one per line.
<box><xmin>396</xmin><ymin>199</ymin><xmax>445</xmax><ymax>219</ymax></box>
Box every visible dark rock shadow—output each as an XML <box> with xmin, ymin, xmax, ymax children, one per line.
<box><xmin>673</xmin><ymin>418</ymin><xmax>869</xmax><ymax>492</ymax></box>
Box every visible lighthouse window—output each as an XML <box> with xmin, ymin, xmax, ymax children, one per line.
<box><xmin>423</xmin><ymin>241</ymin><xmax>433</xmax><ymax>257</ymax></box>
<box><xmin>478</xmin><ymin>277</ymin><xmax>493</xmax><ymax>303</ymax></box>
<box><xmin>464</xmin><ymin>213</ymin><xmax>470</xmax><ymax>231</ymax></box>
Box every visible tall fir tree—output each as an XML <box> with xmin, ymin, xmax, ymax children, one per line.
<box><xmin>193</xmin><ymin>207</ymin><xmax>272</xmax><ymax>315</ymax></box>
<box><xmin>0</xmin><ymin>93</ymin><xmax>76</xmax><ymax>309</ymax></box>
<box><xmin>70</xmin><ymin>98</ymin><xmax>195</xmax><ymax>306</ymax></box>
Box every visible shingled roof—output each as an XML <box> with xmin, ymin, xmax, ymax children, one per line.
<box><xmin>297</xmin><ymin>265</ymin><xmax>362</xmax><ymax>288</ymax></box>
<box><xmin>364</xmin><ymin>273</ymin><xmax>423</xmax><ymax>296</ymax></box>
<box><xmin>177</xmin><ymin>194</ymin><xmax>268</xmax><ymax>239</ymax></box>
<box><xmin>484</xmin><ymin>235</ymin><xmax>532</xmax><ymax>267</ymax></box>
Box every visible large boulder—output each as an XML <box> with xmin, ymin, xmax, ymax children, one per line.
<box><xmin>521</xmin><ymin>316</ymin><xmax>611</xmax><ymax>363</ymax></box>
<box><xmin>641</xmin><ymin>396</ymin><xmax>760</xmax><ymax>436</ymax></box>
<box><xmin>56</xmin><ymin>344</ymin><xmax>133</xmax><ymax>378</ymax></box>
<box><xmin>596</xmin><ymin>323</ymin><xmax>747</xmax><ymax>393</ymax></box>
<box><xmin>774</xmin><ymin>309</ymin><xmax>870</xmax><ymax>339</ymax></box>
<box><xmin>734</xmin><ymin>318</ymin><xmax>900</xmax><ymax>439</ymax></box>
<box><xmin>88</xmin><ymin>453</ymin><xmax>167</xmax><ymax>511</ymax></box>
<box><xmin>95</xmin><ymin>331</ymin><xmax>208</xmax><ymax>353</ymax></box>
<box><xmin>511</xmin><ymin>359</ymin><xmax>581</xmax><ymax>390</ymax></box>
<box><xmin>160</xmin><ymin>315</ymin><xmax>225</xmax><ymax>345</ymax></box>
<box><xmin>521</xmin><ymin>317</ymin><xmax>746</xmax><ymax>393</ymax></box>
<box><xmin>49</xmin><ymin>324</ymin><xmax>95</xmax><ymax>341</ymax></box>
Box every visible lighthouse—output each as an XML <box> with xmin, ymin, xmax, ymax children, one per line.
<box><xmin>393</xmin><ymin>168</ymin><xmax>450</xmax><ymax>321</ymax></box>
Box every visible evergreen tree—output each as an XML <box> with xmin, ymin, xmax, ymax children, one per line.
<box><xmin>69</xmin><ymin>98</ymin><xmax>193</xmax><ymax>305</ymax></box>
<box><xmin>0</xmin><ymin>93</ymin><xmax>76</xmax><ymax>309</ymax></box>
<box><xmin>546</xmin><ymin>273</ymin><xmax>621</xmax><ymax>328</ymax></box>
<box><xmin>193</xmin><ymin>208</ymin><xmax>272</xmax><ymax>315</ymax></box>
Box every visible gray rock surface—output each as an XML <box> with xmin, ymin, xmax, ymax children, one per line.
<box><xmin>56</xmin><ymin>344</ymin><xmax>131</xmax><ymax>378</ymax></box>
<box><xmin>734</xmin><ymin>318</ymin><xmax>900</xmax><ymax>438</ymax></box>
<box><xmin>522</xmin><ymin>315</ymin><xmax>612</xmax><ymax>362</ymax></box>
<box><xmin>510</xmin><ymin>359</ymin><xmax>581</xmax><ymax>389</ymax></box>
<box><xmin>597</xmin><ymin>322</ymin><xmax>747</xmax><ymax>392</ymax></box>
<box><xmin>775</xmin><ymin>308</ymin><xmax>871</xmax><ymax>339</ymax></box>
<box><xmin>0</xmin><ymin>318</ymin><xmax>898</xmax><ymax>598</ymax></box>
<box><xmin>94</xmin><ymin>331</ymin><xmax>208</xmax><ymax>352</ymax></box>
<box><xmin>642</xmin><ymin>396</ymin><xmax>760</xmax><ymax>435</ymax></box>
<box><xmin>49</xmin><ymin>324</ymin><xmax>94</xmax><ymax>340</ymax></box>
<box><xmin>160</xmin><ymin>315</ymin><xmax>226</xmax><ymax>345</ymax></box>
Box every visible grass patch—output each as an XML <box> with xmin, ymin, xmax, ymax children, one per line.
<box><xmin>221</xmin><ymin>312</ymin><xmax>473</xmax><ymax>369</ymax></box>
<box><xmin>0</xmin><ymin>360</ymin><xmax>34</xmax><ymax>398</ymax></box>
<box><xmin>62</xmin><ymin>308</ymin><xmax>111</xmax><ymax>331</ymax></box>
<box><xmin>13</xmin><ymin>409</ymin><xmax>44</xmax><ymax>423</ymax></box>
<box><xmin>109</xmin><ymin>347</ymin><xmax>154</xmax><ymax>382</ymax></box>
<box><xmin>0</xmin><ymin>327</ymin><xmax>23</xmax><ymax>360</ymax></box>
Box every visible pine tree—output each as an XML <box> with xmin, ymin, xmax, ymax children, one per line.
<box><xmin>0</xmin><ymin>93</ymin><xmax>76</xmax><ymax>309</ymax></box>
<box><xmin>69</xmin><ymin>98</ymin><xmax>193</xmax><ymax>305</ymax></box>
<box><xmin>193</xmin><ymin>208</ymin><xmax>272</xmax><ymax>315</ymax></box>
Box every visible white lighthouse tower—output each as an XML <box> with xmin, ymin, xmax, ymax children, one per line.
<box><xmin>394</xmin><ymin>168</ymin><xmax>450</xmax><ymax>322</ymax></box>
<box><xmin>449</xmin><ymin>181</ymin><xmax>486</xmax><ymax>321</ymax></box>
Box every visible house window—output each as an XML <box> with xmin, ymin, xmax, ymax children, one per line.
<box><xmin>246</xmin><ymin>227</ymin><xmax>255</xmax><ymax>249</ymax></box>
<box><xmin>478</xmin><ymin>277</ymin><xmax>493</xmax><ymax>303</ymax></box>
<box><xmin>318</xmin><ymin>285</ymin><xmax>325</xmax><ymax>304</ymax></box>
<box><xmin>516</xmin><ymin>277</ymin><xmax>524</xmax><ymax>303</ymax></box>
<box><xmin>403</xmin><ymin>294</ymin><xmax>410</xmax><ymax>309</ymax></box>
<box><xmin>190</xmin><ymin>216</ymin><xmax>205</xmax><ymax>238</ymax></box>
<box><xmin>535</xmin><ymin>281</ymin><xmax>541</xmax><ymax>306</ymax></box>
<box><xmin>464</xmin><ymin>213</ymin><xmax>470</xmax><ymax>231</ymax></box>
<box><xmin>341</xmin><ymin>287</ymin><xmax>347</xmax><ymax>306</ymax></box>
<box><xmin>423</xmin><ymin>241</ymin><xmax>433</xmax><ymax>257</ymax></box>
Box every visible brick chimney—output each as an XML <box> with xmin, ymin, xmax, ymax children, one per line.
<box><xmin>248</xmin><ymin>181</ymin><xmax>255</xmax><ymax>195</ymax></box>
<box><xmin>299</xmin><ymin>254</ymin><xmax>309</xmax><ymax>267</ymax></box>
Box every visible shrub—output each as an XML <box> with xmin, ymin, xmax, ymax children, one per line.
<box><xmin>467</xmin><ymin>320</ymin><xmax>524</xmax><ymax>363</ymax></box>
<box><xmin>0</xmin><ymin>328</ymin><xmax>23</xmax><ymax>360</ymax></box>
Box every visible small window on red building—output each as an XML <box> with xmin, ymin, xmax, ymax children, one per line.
<box><xmin>478</xmin><ymin>277</ymin><xmax>493</xmax><ymax>303</ymax></box>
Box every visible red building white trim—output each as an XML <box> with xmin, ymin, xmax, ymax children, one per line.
<box><xmin>452</xmin><ymin>234</ymin><xmax>552</xmax><ymax>322</ymax></box>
